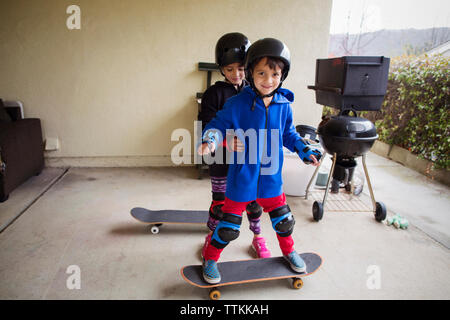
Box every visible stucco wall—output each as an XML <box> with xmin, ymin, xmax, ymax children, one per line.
<box><xmin>0</xmin><ymin>0</ymin><xmax>332</xmax><ymax>166</ymax></box>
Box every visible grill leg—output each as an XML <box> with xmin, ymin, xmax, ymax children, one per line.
<box><xmin>361</xmin><ymin>154</ymin><xmax>377</xmax><ymax>212</ymax></box>
<box><xmin>322</xmin><ymin>153</ymin><xmax>337</xmax><ymax>207</ymax></box>
<box><xmin>305</xmin><ymin>152</ymin><xmax>326</xmax><ymax>199</ymax></box>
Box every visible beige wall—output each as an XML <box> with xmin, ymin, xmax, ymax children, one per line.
<box><xmin>0</xmin><ymin>0</ymin><xmax>331</xmax><ymax>167</ymax></box>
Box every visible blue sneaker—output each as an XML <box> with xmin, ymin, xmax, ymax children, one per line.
<box><xmin>284</xmin><ymin>251</ymin><xmax>307</xmax><ymax>273</ymax></box>
<box><xmin>203</xmin><ymin>260</ymin><xmax>221</xmax><ymax>284</ymax></box>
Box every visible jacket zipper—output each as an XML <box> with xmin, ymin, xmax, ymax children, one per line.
<box><xmin>256</xmin><ymin>101</ymin><xmax>270</xmax><ymax>198</ymax></box>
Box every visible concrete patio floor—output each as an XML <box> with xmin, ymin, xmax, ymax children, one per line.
<box><xmin>0</xmin><ymin>152</ymin><xmax>449</xmax><ymax>300</ymax></box>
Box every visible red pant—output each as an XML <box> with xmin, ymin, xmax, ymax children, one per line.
<box><xmin>204</xmin><ymin>193</ymin><xmax>295</xmax><ymax>261</ymax></box>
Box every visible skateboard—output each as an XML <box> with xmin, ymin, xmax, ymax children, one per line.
<box><xmin>181</xmin><ymin>252</ymin><xmax>322</xmax><ymax>300</ymax></box>
<box><xmin>130</xmin><ymin>207</ymin><xmax>209</xmax><ymax>234</ymax></box>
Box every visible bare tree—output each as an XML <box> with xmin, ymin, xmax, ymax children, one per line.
<box><xmin>340</xmin><ymin>1</ymin><xmax>381</xmax><ymax>55</ymax></box>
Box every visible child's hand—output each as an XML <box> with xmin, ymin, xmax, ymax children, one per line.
<box><xmin>197</xmin><ymin>142</ymin><xmax>215</xmax><ymax>155</ymax></box>
<box><xmin>295</xmin><ymin>139</ymin><xmax>322</xmax><ymax>166</ymax></box>
<box><xmin>309</xmin><ymin>154</ymin><xmax>320</xmax><ymax>166</ymax></box>
<box><xmin>230</xmin><ymin>136</ymin><xmax>245</xmax><ymax>152</ymax></box>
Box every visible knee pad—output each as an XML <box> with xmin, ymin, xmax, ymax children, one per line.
<box><xmin>246</xmin><ymin>201</ymin><xmax>262</xmax><ymax>220</ymax></box>
<box><xmin>209</xmin><ymin>203</ymin><xmax>224</xmax><ymax>221</ymax></box>
<box><xmin>269</xmin><ymin>205</ymin><xmax>295</xmax><ymax>237</ymax></box>
<box><xmin>211</xmin><ymin>213</ymin><xmax>242</xmax><ymax>249</ymax></box>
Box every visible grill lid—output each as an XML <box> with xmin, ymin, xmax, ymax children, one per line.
<box><xmin>318</xmin><ymin>112</ymin><xmax>377</xmax><ymax>139</ymax></box>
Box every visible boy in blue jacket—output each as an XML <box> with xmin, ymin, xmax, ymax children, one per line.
<box><xmin>199</xmin><ymin>33</ymin><xmax>271</xmax><ymax>260</ymax></box>
<box><xmin>198</xmin><ymin>38</ymin><xmax>322</xmax><ymax>284</ymax></box>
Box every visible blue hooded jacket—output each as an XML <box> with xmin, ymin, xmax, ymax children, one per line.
<box><xmin>203</xmin><ymin>86</ymin><xmax>307</xmax><ymax>202</ymax></box>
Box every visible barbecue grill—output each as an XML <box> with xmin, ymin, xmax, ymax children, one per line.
<box><xmin>305</xmin><ymin>56</ymin><xmax>390</xmax><ymax>222</ymax></box>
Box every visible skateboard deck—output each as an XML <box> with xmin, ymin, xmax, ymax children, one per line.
<box><xmin>181</xmin><ymin>252</ymin><xmax>322</xmax><ymax>299</ymax></box>
<box><xmin>130</xmin><ymin>207</ymin><xmax>209</xmax><ymax>233</ymax></box>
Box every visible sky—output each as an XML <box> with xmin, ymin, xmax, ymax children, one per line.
<box><xmin>329</xmin><ymin>0</ymin><xmax>450</xmax><ymax>34</ymax></box>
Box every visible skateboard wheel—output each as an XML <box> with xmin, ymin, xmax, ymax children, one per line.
<box><xmin>374</xmin><ymin>202</ymin><xmax>387</xmax><ymax>222</ymax></box>
<box><xmin>150</xmin><ymin>225</ymin><xmax>160</xmax><ymax>234</ymax></box>
<box><xmin>292</xmin><ymin>278</ymin><xmax>303</xmax><ymax>289</ymax></box>
<box><xmin>209</xmin><ymin>289</ymin><xmax>221</xmax><ymax>300</ymax></box>
<box><xmin>312</xmin><ymin>201</ymin><xmax>323</xmax><ymax>222</ymax></box>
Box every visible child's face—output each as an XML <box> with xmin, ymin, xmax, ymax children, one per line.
<box><xmin>252</xmin><ymin>57</ymin><xmax>282</xmax><ymax>96</ymax></box>
<box><xmin>221</xmin><ymin>62</ymin><xmax>245</xmax><ymax>86</ymax></box>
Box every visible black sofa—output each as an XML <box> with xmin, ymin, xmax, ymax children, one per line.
<box><xmin>0</xmin><ymin>99</ymin><xmax>44</xmax><ymax>202</ymax></box>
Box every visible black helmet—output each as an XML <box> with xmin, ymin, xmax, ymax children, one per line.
<box><xmin>215</xmin><ymin>32</ymin><xmax>251</xmax><ymax>67</ymax></box>
<box><xmin>245</xmin><ymin>38</ymin><xmax>291</xmax><ymax>84</ymax></box>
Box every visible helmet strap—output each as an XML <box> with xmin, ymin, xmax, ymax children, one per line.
<box><xmin>249</xmin><ymin>81</ymin><xmax>283</xmax><ymax>110</ymax></box>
